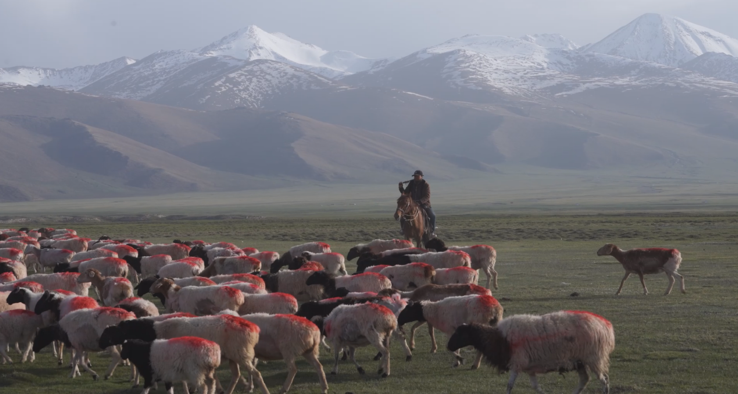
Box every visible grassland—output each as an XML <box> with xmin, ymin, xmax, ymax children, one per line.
<box><xmin>1</xmin><ymin>213</ymin><xmax>737</xmax><ymax>393</ymax></box>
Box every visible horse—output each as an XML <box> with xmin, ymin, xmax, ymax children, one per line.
<box><xmin>394</xmin><ymin>193</ymin><xmax>426</xmax><ymax>248</ymax></box>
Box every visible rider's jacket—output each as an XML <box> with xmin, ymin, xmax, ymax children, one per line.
<box><xmin>399</xmin><ymin>179</ymin><xmax>431</xmax><ymax>207</ymax></box>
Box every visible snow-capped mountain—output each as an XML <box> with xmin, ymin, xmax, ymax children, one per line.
<box><xmin>198</xmin><ymin>25</ymin><xmax>378</xmax><ymax>78</ymax></box>
<box><xmin>583</xmin><ymin>13</ymin><xmax>738</xmax><ymax>67</ymax></box>
<box><xmin>681</xmin><ymin>52</ymin><xmax>738</xmax><ymax>83</ymax></box>
<box><xmin>521</xmin><ymin>34</ymin><xmax>579</xmax><ymax>50</ymax></box>
<box><xmin>0</xmin><ymin>57</ymin><xmax>136</xmax><ymax>90</ymax></box>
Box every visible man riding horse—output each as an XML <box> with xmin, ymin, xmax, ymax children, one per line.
<box><xmin>399</xmin><ymin>170</ymin><xmax>436</xmax><ymax>237</ymax></box>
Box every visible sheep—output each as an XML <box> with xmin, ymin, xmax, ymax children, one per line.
<box><xmin>407</xmin><ymin>250</ymin><xmax>472</xmax><ymax>270</ymax></box>
<box><xmin>0</xmin><ymin>272</ymin><xmax>16</xmax><ymax>283</ymax></box>
<box><xmin>71</xmin><ymin>248</ymin><xmax>118</xmax><ymax>262</ymax></box>
<box><xmin>0</xmin><ymin>310</ymin><xmax>45</xmax><ymax>363</ymax></box>
<box><xmin>1</xmin><ymin>291</ymin><xmax>27</xmax><ymax>312</ymax></box>
<box><xmin>434</xmin><ymin>266</ymin><xmax>479</xmax><ymax>285</ymax></box>
<box><xmin>203</xmin><ymin>242</ymin><xmax>239</xmax><ymax>251</ymax></box>
<box><xmin>425</xmin><ymin>239</ymin><xmax>498</xmax><ymax>289</ymax></box>
<box><xmin>23</xmin><ymin>252</ymin><xmax>41</xmax><ymax>274</ymax></box>
<box><xmin>205</xmin><ymin>247</ymin><xmax>244</xmax><ymax>265</ymax></box>
<box><xmin>176</xmin><ymin>256</ymin><xmax>206</xmax><ymax>270</ymax></box>
<box><xmin>200</xmin><ymin>256</ymin><xmax>261</xmax><ymax>277</ymax></box>
<box><xmin>238</xmin><ymin>292</ymin><xmax>298</xmax><ymax>315</ymax></box>
<box><xmin>54</xmin><ymin>256</ymin><xmax>129</xmax><ymax>278</ymax></box>
<box><xmin>120</xmin><ymin>337</ymin><xmax>220</xmax><ymax>394</ymax></box>
<box><xmin>0</xmin><ymin>280</ymin><xmax>44</xmax><ymax>293</ymax></box>
<box><xmin>33</xmin><ymin>307</ymin><xmax>136</xmax><ymax>379</ymax></box>
<box><xmin>35</xmin><ymin>290</ymin><xmax>99</xmax><ymax>321</ymax></box>
<box><xmin>116</xmin><ymin>297</ymin><xmax>159</xmax><ymax>318</ymax></box>
<box><xmin>27</xmin><ymin>247</ymin><xmax>75</xmax><ymax>271</ymax></box>
<box><xmin>99</xmin><ymin>244</ymin><xmax>139</xmax><ymax>259</ymax></box>
<box><xmin>398</xmin><ymin>294</ymin><xmax>503</xmax><ymax>367</ymax></box>
<box><xmin>77</xmin><ymin>268</ymin><xmax>134</xmax><ymax>307</ymax></box>
<box><xmin>365</xmin><ymin>265</ymin><xmax>390</xmax><ymax>274</ymax></box>
<box><xmin>98</xmin><ymin>314</ymin><xmax>268</xmax><ymax>394</ymax></box>
<box><xmin>447</xmin><ymin>311</ymin><xmax>615</xmax><ymax>394</ymax></box>
<box><xmin>209</xmin><ymin>273</ymin><xmax>265</xmax><ymax>288</ymax></box>
<box><xmin>0</xmin><ymin>248</ymin><xmax>23</xmax><ymax>262</ymax></box>
<box><xmin>144</xmin><ymin>243</ymin><xmax>191</xmax><ymax>260</ymax></box>
<box><xmin>378</xmin><ymin>247</ymin><xmax>427</xmax><ymax>257</ymax></box>
<box><xmin>150</xmin><ymin>278</ymin><xmax>243</xmax><ymax>315</ymax></box>
<box><xmin>259</xmin><ymin>269</ymin><xmax>326</xmax><ymax>302</ymax></box>
<box><xmin>355</xmin><ymin>252</ymin><xmax>423</xmax><ymax>273</ymax></box>
<box><xmin>240</xmin><ymin>313</ymin><xmax>328</xmax><ymax>394</ymax></box>
<box><xmin>45</xmin><ymin>228</ymin><xmax>77</xmax><ymax>237</ymax></box>
<box><xmin>320</xmin><ymin>303</ymin><xmax>396</xmax><ymax>377</ymax></box>
<box><xmin>272</xmin><ymin>242</ymin><xmax>331</xmax><ymax>269</ymax></box>
<box><xmin>597</xmin><ymin>244</ymin><xmax>686</xmax><ymax>295</ymax></box>
<box><xmin>306</xmin><ymin>271</ymin><xmax>392</xmax><ymax>297</ymax></box>
<box><xmin>0</xmin><ymin>240</ymin><xmax>27</xmax><ymax>251</ymax></box>
<box><xmin>49</xmin><ymin>238</ymin><xmax>88</xmax><ymax>253</ymax></box>
<box><xmin>20</xmin><ymin>273</ymin><xmax>90</xmax><ymax>296</ymax></box>
<box><xmin>1</xmin><ymin>260</ymin><xmax>26</xmax><ymax>280</ymax></box>
<box><xmin>218</xmin><ymin>281</ymin><xmax>267</xmax><ymax>295</ymax></box>
<box><xmin>380</xmin><ymin>263</ymin><xmax>436</xmax><ymax>290</ymax></box>
<box><xmin>6</xmin><ymin>287</ymin><xmax>58</xmax><ymax>326</ymax></box>
<box><xmin>126</xmin><ymin>254</ymin><xmax>172</xmax><ymax>279</ymax></box>
<box><xmin>389</xmin><ymin>284</ymin><xmax>493</xmax><ymax>355</ymax></box>
<box><xmin>135</xmin><ymin>275</ymin><xmax>216</xmax><ymax>304</ymax></box>
<box><xmin>347</xmin><ymin>239</ymin><xmax>414</xmax><ymax>260</ymax></box>
<box><xmin>248</xmin><ymin>251</ymin><xmax>279</xmax><ymax>272</ymax></box>
<box><xmin>88</xmin><ymin>239</ymin><xmax>118</xmax><ymax>250</ymax></box>
<box><xmin>301</xmin><ymin>252</ymin><xmax>348</xmax><ymax>276</ymax></box>
<box><xmin>157</xmin><ymin>260</ymin><xmax>203</xmax><ymax>278</ymax></box>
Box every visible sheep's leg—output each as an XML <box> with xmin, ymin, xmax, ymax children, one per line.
<box><xmin>379</xmin><ymin>333</ymin><xmax>391</xmax><ymax>377</ymax></box>
<box><xmin>506</xmin><ymin>370</ymin><xmax>519</xmax><ymax>394</ymax></box>
<box><xmin>204</xmin><ymin>369</ymin><xmax>218</xmax><ymax>394</ymax></box>
<box><xmin>76</xmin><ymin>351</ymin><xmax>99</xmax><ymax>380</ymax></box>
<box><xmin>637</xmin><ymin>272</ymin><xmax>648</xmax><ymax>295</ymax></box>
<box><xmin>573</xmin><ymin>364</ymin><xmax>590</xmax><ymax>394</ymax></box>
<box><xmin>665</xmin><ymin>270</ymin><xmax>685</xmax><ymax>295</ymax></box>
<box><xmin>528</xmin><ymin>373</ymin><xmax>545</xmax><ymax>394</ymax></box>
<box><xmin>664</xmin><ymin>271</ymin><xmax>676</xmax><ymax>295</ymax></box>
<box><xmin>20</xmin><ymin>341</ymin><xmax>33</xmax><ymax>363</ymax></box>
<box><xmin>393</xmin><ymin>329</ymin><xmax>412</xmax><ymax>361</ymax></box>
<box><xmin>0</xmin><ymin>341</ymin><xmax>11</xmax><ymax>364</ymax></box>
<box><xmin>491</xmin><ymin>266</ymin><xmax>499</xmax><ymax>290</ymax></box>
<box><xmin>331</xmin><ymin>343</ymin><xmax>341</xmax><ymax>375</ymax></box>
<box><xmin>130</xmin><ymin>363</ymin><xmax>138</xmax><ymax>385</ymax></box>
<box><xmin>241</xmin><ymin>359</ymin><xmax>268</xmax><ymax>394</ymax></box>
<box><xmin>303</xmin><ymin>351</ymin><xmax>328</xmax><ymax>394</ymax></box>
<box><xmin>52</xmin><ymin>340</ymin><xmax>59</xmax><ymax>358</ymax></box>
<box><xmin>103</xmin><ymin>345</ymin><xmax>122</xmax><ymax>379</ymax></box>
<box><xmin>346</xmin><ymin>347</ymin><xmax>364</xmax><ymax>374</ymax></box>
<box><xmin>408</xmin><ymin>321</ymin><xmax>425</xmax><ymax>350</ymax></box>
<box><xmin>615</xmin><ymin>272</ymin><xmax>631</xmax><ymax>295</ymax></box>
<box><xmin>452</xmin><ymin>349</ymin><xmax>464</xmax><ymax>367</ymax></box>
<box><xmin>471</xmin><ymin>350</ymin><xmax>484</xmax><ymax>370</ymax></box>
<box><xmin>224</xmin><ymin>361</ymin><xmax>240</xmax><ymax>394</ymax></box>
<box><xmin>597</xmin><ymin>372</ymin><xmax>610</xmax><ymax>394</ymax></box>
<box><xmin>428</xmin><ymin>324</ymin><xmax>437</xmax><ymax>353</ymax></box>
<box><xmin>280</xmin><ymin>355</ymin><xmax>298</xmax><ymax>394</ymax></box>
<box><xmin>320</xmin><ymin>335</ymin><xmax>331</xmax><ymax>351</ymax></box>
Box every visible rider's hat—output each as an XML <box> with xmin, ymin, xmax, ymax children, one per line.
<box><xmin>412</xmin><ymin>170</ymin><xmax>424</xmax><ymax>177</ymax></box>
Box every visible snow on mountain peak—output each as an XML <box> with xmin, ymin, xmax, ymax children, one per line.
<box><xmin>521</xmin><ymin>34</ymin><xmax>579</xmax><ymax>50</ymax></box>
<box><xmin>584</xmin><ymin>13</ymin><xmax>738</xmax><ymax>67</ymax></box>
<box><xmin>0</xmin><ymin>56</ymin><xmax>137</xmax><ymax>90</ymax></box>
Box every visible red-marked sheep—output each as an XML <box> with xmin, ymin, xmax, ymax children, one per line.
<box><xmin>77</xmin><ymin>269</ymin><xmax>134</xmax><ymax>306</ymax></box>
<box><xmin>597</xmin><ymin>244</ymin><xmax>685</xmax><ymax>295</ymax></box>
<box><xmin>398</xmin><ymin>294</ymin><xmax>503</xmax><ymax>367</ymax></box>
<box><xmin>200</xmin><ymin>256</ymin><xmax>261</xmax><ymax>277</ymax></box>
<box><xmin>115</xmin><ymin>297</ymin><xmax>159</xmax><ymax>318</ymax></box>
<box><xmin>0</xmin><ymin>310</ymin><xmax>45</xmax><ymax>363</ymax></box>
<box><xmin>120</xmin><ymin>337</ymin><xmax>220</xmax><ymax>394</ymax></box>
<box><xmin>99</xmin><ymin>244</ymin><xmax>138</xmax><ymax>259</ymax></box>
<box><xmin>150</xmin><ymin>278</ymin><xmax>243</xmax><ymax>315</ymax></box>
<box><xmin>259</xmin><ymin>270</ymin><xmax>326</xmax><ymax>302</ymax></box>
<box><xmin>306</xmin><ymin>271</ymin><xmax>392</xmax><ymax>297</ymax></box>
<box><xmin>322</xmin><ymin>303</ymin><xmax>396</xmax><ymax>377</ymax></box>
<box><xmin>448</xmin><ymin>310</ymin><xmax>615</xmax><ymax>394</ymax></box>
<box><xmin>241</xmin><ymin>313</ymin><xmax>328</xmax><ymax>394</ymax></box>
<box><xmin>209</xmin><ymin>273</ymin><xmax>265</xmax><ymax>289</ymax></box>
<box><xmin>426</xmin><ymin>239</ymin><xmax>498</xmax><ymax>289</ymax></box>
<box><xmin>0</xmin><ymin>272</ymin><xmax>16</xmax><ymax>283</ymax></box>
<box><xmin>71</xmin><ymin>248</ymin><xmax>118</xmax><ymax>262</ymax></box>
<box><xmin>248</xmin><ymin>251</ymin><xmax>279</xmax><ymax>272</ymax></box>
<box><xmin>407</xmin><ymin>250</ymin><xmax>471</xmax><ymax>269</ymax></box>
<box><xmin>0</xmin><ymin>248</ymin><xmax>24</xmax><ymax>262</ymax></box>
<box><xmin>380</xmin><ymin>263</ymin><xmax>436</xmax><ymax>290</ymax></box>
<box><xmin>144</xmin><ymin>243</ymin><xmax>191</xmax><ymax>260</ymax></box>
<box><xmin>157</xmin><ymin>260</ymin><xmax>203</xmax><ymax>278</ymax></box>
<box><xmin>1</xmin><ymin>260</ymin><xmax>26</xmax><ymax>280</ymax></box>
<box><xmin>134</xmin><ymin>254</ymin><xmax>173</xmax><ymax>278</ymax></box>
<box><xmin>21</xmin><ymin>273</ymin><xmax>90</xmax><ymax>296</ymax></box>
<box><xmin>347</xmin><ymin>239</ymin><xmax>414</xmax><ymax>260</ymax></box>
<box><xmin>49</xmin><ymin>238</ymin><xmax>87</xmax><ymax>253</ymax></box>
<box><xmin>27</xmin><ymin>247</ymin><xmax>75</xmax><ymax>271</ymax></box>
<box><xmin>302</xmin><ymin>252</ymin><xmax>348</xmax><ymax>276</ymax></box>
<box><xmin>434</xmin><ymin>266</ymin><xmax>479</xmax><ymax>285</ymax></box>
<box><xmin>238</xmin><ymin>292</ymin><xmax>298</xmax><ymax>315</ymax></box>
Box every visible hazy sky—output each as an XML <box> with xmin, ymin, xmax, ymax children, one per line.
<box><xmin>1</xmin><ymin>0</ymin><xmax>736</xmax><ymax>69</ymax></box>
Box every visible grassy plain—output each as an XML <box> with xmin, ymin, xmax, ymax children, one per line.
<box><xmin>1</xmin><ymin>213</ymin><xmax>737</xmax><ymax>393</ymax></box>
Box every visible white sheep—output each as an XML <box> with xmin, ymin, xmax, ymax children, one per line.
<box><xmin>121</xmin><ymin>337</ymin><xmax>220</xmax><ymax>394</ymax></box>
<box><xmin>364</xmin><ymin>265</ymin><xmax>390</xmax><ymax>274</ymax></box>
<box><xmin>1</xmin><ymin>260</ymin><xmax>26</xmax><ymax>280</ymax></box>
<box><xmin>407</xmin><ymin>250</ymin><xmax>471</xmax><ymax>269</ymax></box>
<box><xmin>0</xmin><ymin>272</ymin><xmax>16</xmax><ymax>283</ymax></box>
<box><xmin>76</xmin><ymin>268</ymin><xmax>134</xmax><ymax>306</ymax></box>
<box><xmin>49</xmin><ymin>238</ymin><xmax>87</xmax><ymax>253</ymax></box>
<box><xmin>21</xmin><ymin>273</ymin><xmax>90</xmax><ymax>296</ymax></box>
<box><xmin>157</xmin><ymin>261</ymin><xmax>203</xmax><ymax>278</ymax></box>
<box><xmin>380</xmin><ymin>263</ymin><xmax>435</xmax><ymax>290</ymax></box>
<box><xmin>398</xmin><ymin>294</ymin><xmax>503</xmax><ymax>367</ymax></box>
<box><xmin>0</xmin><ymin>291</ymin><xmax>27</xmax><ymax>312</ymax></box>
<box><xmin>33</xmin><ymin>307</ymin><xmax>136</xmax><ymax>379</ymax></box>
<box><xmin>347</xmin><ymin>239</ymin><xmax>414</xmax><ymax>260</ymax></box>
<box><xmin>306</xmin><ymin>271</ymin><xmax>392</xmax><ymax>296</ymax></box>
<box><xmin>99</xmin><ymin>244</ymin><xmax>139</xmax><ymax>258</ymax></box>
<box><xmin>322</xmin><ymin>303</ymin><xmax>396</xmax><ymax>377</ymax></box>
<box><xmin>302</xmin><ymin>252</ymin><xmax>348</xmax><ymax>276</ymax></box>
<box><xmin>115</xmin><ymin>297</ymin><xmax>160</xmax><ymax>318</ymax></box>
<box><xmin>27</xmin><ymin>247</ymin><xmax>75</xmax><ymax>271</ymax></box>
<box><xmin>238</xmin><ymin>292</ymin><xmax>298</xmax><ymax>315</ymax></box>
<box><xmin>209</xmin><ymin>273</ymin><xmax>265</xmax><ymax>289</ymax></box>
<box><xmin>248</xmin><ymin>251</ymin><xmax>279</xmax><ymax>272</ymax></box>
<box><xmin>6</xmin><ymin>287</ymin><xmax>57</xmax><ymax>326</ymax></box>
<box><xmin>218</xmin><ymin>281</ymin><xmax>267</xmax><ymax>295</ymax></box>
<box><xmin>138</xmin><ymin>254</ymin><xmax>173</xmax><ymax>278</ymax></box>
<box><xmin>144</xmin><ymin>243</ymin><xmax>191</xmax><ymax>260</ymax></box>
<box><xmin>425</xmin><ymin>240</ymin><xmax>498</xmax><ymax>289</ymax></box>
<box><xmin>99</xmin><ymin>314</ymin><xmax>269</xmax><ymax>394</ymax></box>
<box><xmin>75</xmin><ymin>257</ymin><xmax>130</xmax><ymax>278</ymax></box>
<box><xmin>0</xmin><ymin>248</ymin><xmax>24</xmax><ymax>262</ymax></box>
<box><xmin>434</xmin><ymin>266</ymin><xmax>479</xmax><ymax>285</ymax></box>
<box><xmin>0</xmin><ymin>310</ymin><xmax>45</xmax><ymax>363</ymax></box>
<box><xmin>240</xmin><ymin>313</ymin><xmax>328</xmax><ymax>394</ymax></box>
<box><xmin>597</xmin><ymin>244</ymin><xmax>686</xmax><ymax>295</ymax></box>
<box><xmin>150</xmin><ymin>278</ymin><xmax>243</xmax><ymax>315</ymax></box>
<box><xmin>261</xmin><ymin>269</ymin><xmax>326</xmax><ymax>302</ymax></box>
<box><xmin>71</xmin><ymin>248</ymin><xmax>118</xmax><ymax>262</ymax></box>
<box><xmin>447</xmin><ymin>310</ymin><xmax>615</xmax><ymax>394</ymax></box>
<box><xmin>203</xmin><ymin>242</ymin><xmax>238</xmax><ymax>251</ymax></box>
<box><xmin>200</xmin><ymin>256</ymin><xmax>261</xmax><ymax>277</ymax></box>
<box><xmin>379</xmin><ymin>247</ymin><xmax>427</xmax><ymax>257</ymax></box>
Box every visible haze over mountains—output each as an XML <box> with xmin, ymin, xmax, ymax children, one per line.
<box><xmin>1</xmin><ymin>13</ymin><xmax>738</xmax><ymax>202</ymax></box>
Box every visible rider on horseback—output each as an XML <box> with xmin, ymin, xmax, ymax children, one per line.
<box><xmin>399</xmin><ymin>170</ymin><xmax>436</xmax><ymax>237</ymax></box>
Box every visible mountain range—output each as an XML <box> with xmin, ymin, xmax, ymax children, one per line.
<box><xmin>1</xmin><ymin>13</ymin><xmax>738</xmax><ymax>202</ymax></box>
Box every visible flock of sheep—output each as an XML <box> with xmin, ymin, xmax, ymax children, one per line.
<box><xmin>0</xmin><ymin>227</ymin><xmax>686</xmax><ymax>394</ymax></box>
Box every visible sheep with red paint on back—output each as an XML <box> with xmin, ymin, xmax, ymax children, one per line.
<box><xmin>150</xmin><ymin>278</ymin><xmax>243</xmax><ymax>315</ymax></box>
<box><xmin>0</xmin><ymin>310</ymin><xmax>45</xmax><ymax>363</ymax></box>
<box><xmin>76</xmin><ymin>268</ymin><xmax>133</xmax><ymax>307</ymax></box>
<box><xmin>426</xmin><ymin>239</ymin><xmax>498</xmax><ymax>289</ymax></box>
<box><xmin>380</xmin><ymin>263</ymin><xmax>435</xmax><ymax>291</ymax></box>
<box><xmin>447</xmin><ymin>310</ymin><xmax>615</xmax><ymax>394</ymax></box>
<box><xmin>199</xmin><ymin>256</ymin><xmax>261</xmax><ymax>277</ymax></box>
<box><xmin>115</xmin><ymin>297</ymin><xmax>159</xmax><ymax>318</ymax></box>
<box><xmin>597</xmin><ymin>243</ymin><xmax>685</xmax><ymax>295</ymax></box>
<box><xmin>347</xmin><ymin>239</ymin><xmax>414</xmax><ymax>261</ymax></box>
<box><xmin>19</xmin><ymin>273</ymin><xmax>90</xmax><ymax>296</ymax></box>
<box><xmin>144</xmin><ymin>243</ymin><xmax>191</xmax><ymax>260</ymax></box>
<box><xmin>434</xmin><ymin>266</ymin><xmax>479</xmax><ymax>286</ymax></box>
<box><xmin>301</xmin><ymin>252</ymin><xmax>347</xmax><ymax>276</ymax></box>
<box><xmin>306</xmin><ymin>271</ymin><xmax>392</xmax><ymax>297</ymax></box>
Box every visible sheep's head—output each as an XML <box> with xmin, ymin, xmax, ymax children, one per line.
<box><xmin>6</xmin><ymin>287</ymin><xmax>28</xmax><ymax>305</ymax></box>
<box><xmin>424</xmin><ymin>238</ymin><xmax>446</xmax><ymax>251</ymax></box>
<box><xmin>597</xmin><ymin>244</ymin><xmax>617</xmax><ymax>256</ymax></box>
<box><xmin>397</xmin><ymin>301</ymin><xmax>424</xmax><ymax>327</ymax></box>
<box><xmin>305</xmin><ymin>271</ymin><xmax>334</xmax><ymax>290</ymax></box>
<box><xmin>355</xmin><ymin>257</ymin><xmax>378</xmax><ymax>274</ymax></box>
<box><xmin>447</xmin><ymin>323</ymin><xmax>476</xmax><ymax>351</ymax></box>
<box><xmin>150</xmin><ymin>277</ymin><xmax>175</xmax><ymax>296</ymax></box>
<box><xmin>77</xmin><ymin>268</ymin><xmax>101</xmax><ymax>283</ymax></box>
<box><xmin>134</xmin><ymin>275</ymin><xmax>159</xmax><ymax>296</ymax></box>
<box><xmin>53</xmin><ymin>262</ymin><xmax>73</xmax><ymax>273</ymax></box>
<box><xmin>346</xmin><ymin>246</ymin><xmax>364</xmax><ymax>261</ymax></box>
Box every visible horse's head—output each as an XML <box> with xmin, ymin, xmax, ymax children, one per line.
<box><xmin>395</xmin><ymin>193</ymin><xmax>412</xmax><ymax>220</ymax></box>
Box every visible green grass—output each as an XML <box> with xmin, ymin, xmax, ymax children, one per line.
<box><xmin>1</xmin><ymin>213</ymin><xmax>737</xmax><ymax>393</ymax></box>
